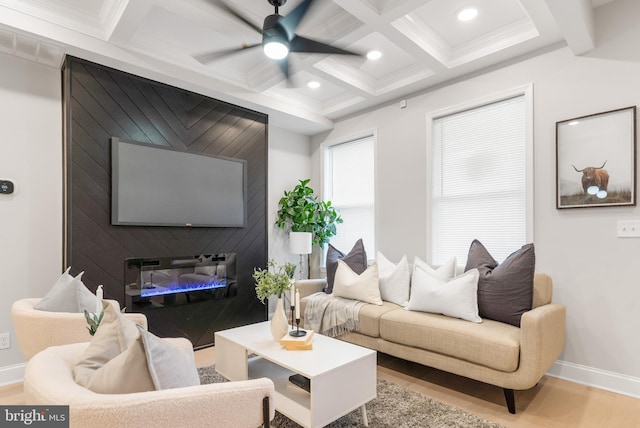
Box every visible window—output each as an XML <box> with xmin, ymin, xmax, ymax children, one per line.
<box><xmin>429</xmin><ymin>88</ymin><xmax>532</xmax><ymax>266</ymax></box>
<box><xmin>324</xmin><ymin>134</ymin><xmax>375</xmax><ymax>257</ymax></box>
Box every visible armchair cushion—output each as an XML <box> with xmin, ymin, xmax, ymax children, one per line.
<box><xmin>74</xmin><ymin>302</ymin><xmax>199</xmax><ymax>394</ymax></box>
<box><xmin>139</xmin><ymin>325</ymin><xmax>200</xmax><ymax>390</ymax></box>
<box><xmin>74</xmin><ymin>301</ymin><xmax>140</xmax><ymax>388</ymax></box>
<box><xmin>34</xmin><ymin>267</ymin><xmax>97</xmax><ymax>313</ymax></box>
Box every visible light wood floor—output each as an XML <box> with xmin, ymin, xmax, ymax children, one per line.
<box><xmin>2</xmin><ymin>346</ymin><xmax>639</xmax><ymax>427</ymax></box>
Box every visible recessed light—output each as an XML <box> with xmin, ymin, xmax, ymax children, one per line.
<box><xmin>366</xmin><ymin>50</ymin><xmax>382</xmax><ymax>60</ymax></box>
<box><xmin>568</xmin><ymin>120</ymin><xmax>580</xmax><ymax>126</ymax></box>
<box><xmin>457</xmin><ymin>7</ymin><xmax>478</xmax><ymax>22</ymax></box>
<box><xmin>307</xmin><ymin>80</ymin><xmax>320</xmax><ymax>89</ymax></box>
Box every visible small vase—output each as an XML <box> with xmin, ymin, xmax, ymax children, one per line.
<box><xmin>271</xmin><ymin>297</ymin><xmax>289</xmax><ymax>341</ymax></box>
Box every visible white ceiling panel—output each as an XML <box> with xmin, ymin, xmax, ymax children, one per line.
<box><xmin>0</xmin><ymin>0</ymin><xmax>622</xmax><ymax>134</ymax></box>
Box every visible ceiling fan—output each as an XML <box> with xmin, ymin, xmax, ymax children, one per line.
<box><xmin>195</xmin><ymin>0</ymin><xmax>361</xmax><ymax>79</ymax></box>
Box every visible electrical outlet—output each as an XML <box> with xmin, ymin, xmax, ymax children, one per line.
<box><xmin>0</xmin><ymin>332</ymin><xmax>9</xmax><ymax>349</ymax></box>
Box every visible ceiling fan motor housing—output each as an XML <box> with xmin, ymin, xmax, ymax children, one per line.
<box><xmin>262</xmin><ymin>14</ymin><xmax>289</xmax><ymax>47</ymax></box>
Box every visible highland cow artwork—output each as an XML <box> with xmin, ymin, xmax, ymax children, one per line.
<box><xmin>556</xmin><ymin>106</ymin><xmax>636</xmax><ymax>209</ymax></box>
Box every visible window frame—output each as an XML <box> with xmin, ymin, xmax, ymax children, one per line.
<box><xmin>425</xmin><ymin>84</ymin><xmax>534</xmax><ymax>266</ymax></box>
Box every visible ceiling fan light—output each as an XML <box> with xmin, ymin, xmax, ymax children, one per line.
<box><xmin>263</xmin><ymin>40</ymin><xmax>289</xmax><ymax>60</ymax></box>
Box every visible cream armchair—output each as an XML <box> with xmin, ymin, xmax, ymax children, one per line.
<box><xmin>11</xmin><ymin>298</ymin><xmax>148</xmax><ymax>360</ymax></box>
<box><xmin>24</xmin><ymin>341</ymin><xmax>275</xmax><ymax>428</ymax></box>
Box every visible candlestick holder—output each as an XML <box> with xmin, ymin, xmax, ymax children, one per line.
<box><xmin>289</xmin><ymin>318</ymin><xmax>307</xmax><ymax>337</ymax></box>
<box><xmin>290</xmin><ymin>304</ymin><xmax>295</xmax><ymax>329</ymax></box>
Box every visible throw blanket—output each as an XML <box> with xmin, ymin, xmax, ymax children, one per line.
<box><xmin>304</xmin><ymin>292</ymin><xmax>366</xmax><ymax>337</ymax></box>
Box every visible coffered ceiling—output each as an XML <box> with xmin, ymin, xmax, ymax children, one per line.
<box><xmin>0</xmin><ymin>0</ymin><xmax>618</xmax><ymax>134</ymax></box>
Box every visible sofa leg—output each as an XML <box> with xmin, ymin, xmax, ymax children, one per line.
<box><xmin>262</xmin><ymin>396</ymin><xmax>270</xmax><ymax>428</ymax></box>
<box><xmin>503</xmin><ymin>388</ymin><xmax>516</xmax><ymax>414</ymax></box>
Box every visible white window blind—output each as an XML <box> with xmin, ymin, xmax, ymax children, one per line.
<box><xmin>431</xmin><ymin>95</ymin><xmax>527</xmax><ymax>266</ymax></box>
<box><xmin>325</xmin><ymin>135</ymin><xmax>375</xmax><ymax>257</ymax></box>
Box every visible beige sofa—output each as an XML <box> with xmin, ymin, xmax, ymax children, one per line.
<box><xmin>298</xmin><ymin>272</ymin><xmax>566</xmax><ymax>414</ymax></box>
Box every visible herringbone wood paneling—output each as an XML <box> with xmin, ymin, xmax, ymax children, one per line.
<box><xmin>62</xmin><ymin>56</ymin><xmax>268</xmax><ymax>347</ymax></box>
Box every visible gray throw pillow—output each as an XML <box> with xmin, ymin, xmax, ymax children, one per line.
<box><xmin>34</xmin><ymin>267</ymin><xmax>98</xmax><ymax>313</ymax></box>
<box><xmin>325</xmin><ymin>239</ymin><xmax>367</xmax><ymax>293</ymax></box>
<box><xmin>464</xmin><ymin>239</ymin><xmax>535</xmax><ymax>327</ymax></box>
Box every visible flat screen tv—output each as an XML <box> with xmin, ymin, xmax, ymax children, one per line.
<box><xmin>111</xmin><ymin>137</ymin><xmax>246</xmax><ymax>227</ymax></box>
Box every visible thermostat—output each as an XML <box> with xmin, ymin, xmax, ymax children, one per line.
<box><xmin>0</xmin><ymin>180</ymin><xmax>14</xmax><ymax>194</ymax></box>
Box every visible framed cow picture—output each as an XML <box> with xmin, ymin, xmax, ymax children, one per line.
<box><xmin>556</xmin><ymin>106</ymin><xmax>637</xmax><ymax>209</ymax></box>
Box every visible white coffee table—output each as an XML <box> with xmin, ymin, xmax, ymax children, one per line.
<box><xmin>215</xmin><ymin>321</ymin><xmax>377</xmax><ymax>428</ymax></box>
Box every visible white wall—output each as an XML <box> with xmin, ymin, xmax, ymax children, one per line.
<box><xmin>311</xmin><ymin>1</ymin><xmax>640</xmax><ymax>397</ymax></box>
<box><xmin>267</xmin><ymin>126</ymin><xmax>312</xmax><ymax>315</ymax></box>
<box><xmin>0</xmin><ymin>53</ymin><xmax>63</xmax><ymax>382</ymax></box>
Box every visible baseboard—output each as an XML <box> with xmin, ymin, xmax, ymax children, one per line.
<box><xmin>0</xmin><ymin>363</ymin><xmax>26</xmax><ymax>387</ymax></box>
<box><xmin>548</xmin><ymin>360</ymin><xmax>640</xmax><ymax>399</ymax></box>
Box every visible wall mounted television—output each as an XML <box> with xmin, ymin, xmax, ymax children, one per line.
<box><xmin>111</xmin><ymin>137</ymin><xmax>247</xmax><ymax>227</ymax></box>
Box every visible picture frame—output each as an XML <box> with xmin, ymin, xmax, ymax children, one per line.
<box><xmin>556</xmin><ymin>106</ymin><xmax>636</xmax><ymax>209</ymax></box>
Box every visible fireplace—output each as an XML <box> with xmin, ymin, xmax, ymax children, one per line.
<box><xmin>124</xmin><ymin>254</ymin><xmax>237</xmax><ymax>310</ymax></box>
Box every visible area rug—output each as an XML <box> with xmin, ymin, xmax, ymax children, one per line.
<box><xmin>198</xmin><ymin>366</ymin><xmax>504</xmax><ymax>428</ymax></box>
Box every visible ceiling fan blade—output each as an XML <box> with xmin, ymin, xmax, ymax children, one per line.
<box><xmin>275</xmin><ymin>57</ymin><xmax>290</xmax><ymax>80</ymax></box>
<box><xmin>194</xmin><ymin>43</ymin><xmax>261</xmax><ymax>64</ymax></box>
<box><xmin>279</xmin><ymin>0</ymin><xmax>314</xmax><ymax>40</ymax></box>
<box><xmin>208</xmin><ymin>0</ymin><xmax>263</xmax><ymax>35</ymax></box>
<box><xmin>290</xmin><ymin>36</ymin><xmax>361</xmax><ymax>56</ymax></box>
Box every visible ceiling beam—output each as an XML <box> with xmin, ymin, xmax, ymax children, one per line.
<box><xmin>542</xmin><ymin>0</ymin><xmax>595</xmax><ymax>55</ymax></box>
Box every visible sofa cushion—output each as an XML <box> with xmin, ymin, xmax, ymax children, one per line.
<box><xmin>34</xmin><ymin>267</ymin><xmax>98</xmax><ymax>314</ymax></box>
<box><xmin>407</xmin><ymin>268</ymin><xmax>481</xmax><ymax>323</ymax></box>
<box><xmin>464</xmin><ymin>239</ymin><xmax>535</xmax><ymax>327</ymax></box>
<box><xmin>332</xmin><ymin>260</ymin><xmax>382</xmax><ymax>305</ymax></box>
<box><xmin>355</xmin><ymin>301</ymin><xmax>402</xmax><ymax>338</ymax></box>
<box><xmin>326</xmin><ymin>239</ymin><xmax>368</xmax><ymax>293</ymax></box>
<box><xmin>377</xmin><ymin>252</ymin><xmax>411</xmax><ymax>306</ymax></box>
<box><xmin>379</xmin><ymin>309</ymin><xmax>520</xmax><ymax>372</ymax></box>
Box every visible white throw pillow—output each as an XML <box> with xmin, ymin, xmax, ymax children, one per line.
<box><xmin>332</xmin><ymin>260</ymin><xmax>383</xmax><ymax>305</ymax></box>
<box><xmin>377</xmin><ymin>252</ymin><xmax>410</xmax><ymax>306</ymax></box>
<box><xmin>412</xmin><ymin>256</ymin><xmax>457</xmax><ymax>282</ymax></box>
<box><xmin>406</xmin><ymin>267</ymin><xmax>482</xmax><ymax>323</ymax></box>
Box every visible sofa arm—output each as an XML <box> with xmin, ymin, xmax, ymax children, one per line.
<box><xmin>517</xmin><ymin>302</ymin><xmax>566</xmax><ymax>388</ymax></box>
<box><xmin>294</xmin><ymin>279</ymin><xmax>327</xmax><ymax>300</ymax></box>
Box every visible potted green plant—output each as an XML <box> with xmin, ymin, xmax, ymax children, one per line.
<box><xmin>253</xmin><ymin>260</ymin><xmax>296</xmax><ymax>340</ymax></box>
<box><xmin>275</xmin><ymin>179</ymin><xmax>343</xmax><ymax>246</ymax></box>
<box><xmin>276</xmin><ymin>179</ymin><xmax>342</xmax><ymax>278</ymax></box>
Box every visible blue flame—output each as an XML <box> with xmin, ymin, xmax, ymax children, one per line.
<box><xmin>141</xmin><ymin>279</ymin><xmax>227</xmax><ymax>297</ymax></box>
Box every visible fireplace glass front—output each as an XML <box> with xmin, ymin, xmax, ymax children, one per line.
<box><xmin>124</xmin><ymin>254</ymin><xmax>237</xmax><ymax>309</ymax></box>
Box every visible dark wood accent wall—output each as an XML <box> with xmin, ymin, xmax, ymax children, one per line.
<box><xmin>62</xmin><ymin>56</ymin><xmax>268</xmax><ymax>347</ymax></box>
